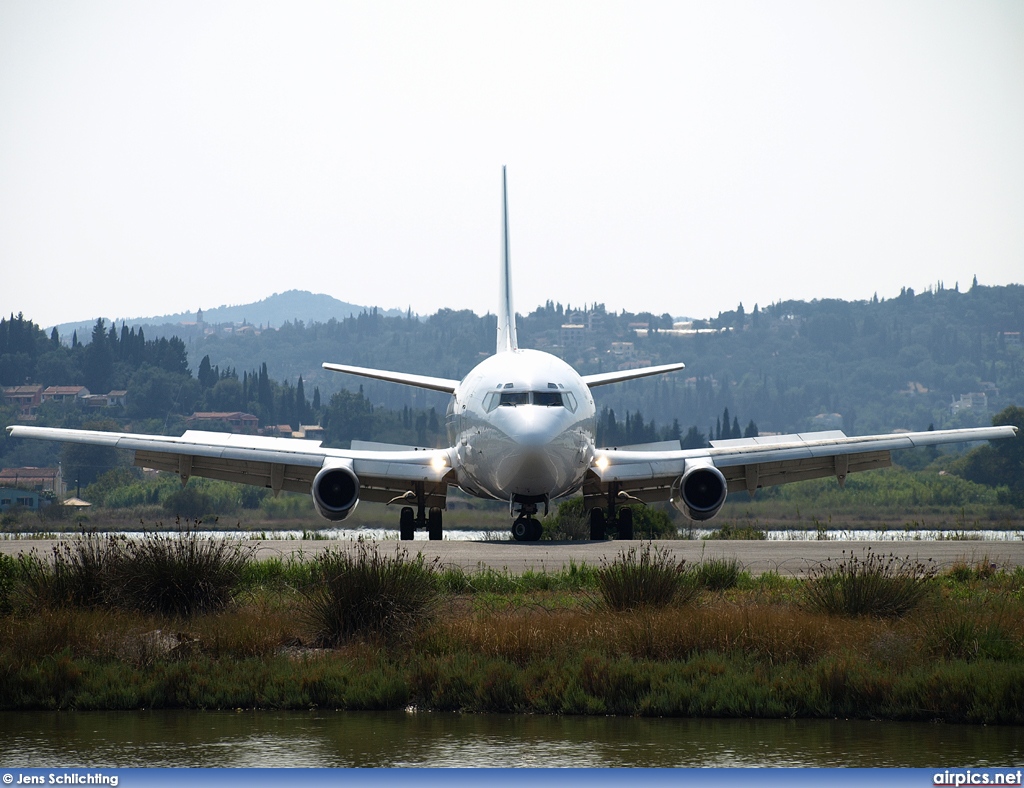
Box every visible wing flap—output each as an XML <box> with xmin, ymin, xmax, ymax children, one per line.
<box><xmin>721</xmin><ymin>450</ymin><xmax>891</xmax><ymax>493</ymax></box>
<box><xmin>134</xmin><ymin>450</ymin><xmax>317</xmax><ymax>494</ymax></box>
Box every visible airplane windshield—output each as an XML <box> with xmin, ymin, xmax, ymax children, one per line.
<box><xmin>532</xmin><ymin>391</ymin><xmax>563</xmax><ymax>407</ymax></box>
<box><xmin>485</xmin><ymin>390</ymin><xmax>570</xmax><ymax>410</ymax></box>
<box><xmin>499</xmin><ymin>392</ymin><xmax>530</xmax><ymax>407</ymax></box>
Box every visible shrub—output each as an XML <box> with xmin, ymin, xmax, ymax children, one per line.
<box><xmin>117</xmin><ymin>529</ymin><xmax>253</xmax><ymax>615</ymax></box>
<box><xmin>596</xmin><ymin>544</ymin><xmax>698</xmax><ymax>611</ymax></box>
<box><xmin>804</xmin><ymin>548</ymin><xmax>936</xmax><ymax>618</ymax></box>
<box><xmin>705</xmin><ymin>523</ymin><xmax>766</xmax><ymax>540</ymax></box>
<box><xmin>19</xmin><ymin>532</ymin><xmax>125</xmax><ymax>609</ymax></box>
<box><xmin>0</xmin><ymin>553</ymin><xmax>18</xmax><ymax>614</ymax></box>
<box><xmin>303</xmin><ymin>542</ymin><xmax>441</xmax><ymax>646</ymax></box>
<box><xmin>694</xmin><ymin>557</ymin><xmax>742</xmax><ymax>591</ymax></box>
<box><xmin>19</xmin><ymin>529</ymin><xmax>252</xmax><ymax>616</ymax></box>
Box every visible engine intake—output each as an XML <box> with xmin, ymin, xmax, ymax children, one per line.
<box><xmin>311</xmin><ymin>464</ymin><xmax>360</xmax><ymax>521</ymax></box>
<box><xmin>671</xmin><ymin>463</ymin><xmax>728</xmax><ymax>521</ymax></box>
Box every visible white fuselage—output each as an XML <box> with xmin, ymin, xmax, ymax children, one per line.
<box><xmin>447</xmin><ymin>349</ymin><xmax>597</xmax><ymax>504</ymax></box>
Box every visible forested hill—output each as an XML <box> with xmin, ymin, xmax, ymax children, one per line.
<box><xmin>50</xmin><ymin>290</ymin><xmax>404</xmax><ymax>342</ymax></box>
<box><xmin>183</xmin><ymin>282</ymin><xmax>1023</xmax><ymax>437</ymax></box>
<box><xmin>3</xmin><ymin>282</ymin><xmax>1022</xmax><ymax>445</ymax></box>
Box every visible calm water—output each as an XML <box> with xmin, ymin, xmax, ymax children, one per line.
<box><xmin>1</xmin><ymin>711</ymin><xmax>1022</xmax><ymax>768</ymax></box>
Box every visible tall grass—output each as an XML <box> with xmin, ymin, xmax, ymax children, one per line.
<box><xmin>804</xmin><ymin>548</ymin><xmax>936</xmax><ymax>618</ymax></box>
<box><xmin>597</xmin><ymin>544</ymin><xmax>698</xmax><ymax>610</ymax></box>
<box><xmin>303</xmin><ymin>542</ymin><xmax>441</xmax><ymax>646</ymax></box>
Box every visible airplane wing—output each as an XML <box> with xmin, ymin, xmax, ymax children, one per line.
<box><xmin>583</xmin><ymin>425</ymin><xmax>1018</xmax><ymax>516</ymax></box>
<box><xmin>581</xmin><ymin>363</ymin><xmax>685</xmax><ymax>388</ymax></box>
<box><xmin>5</xmin><ymin>425</ymin><xmax>454</xmax><ymax>512</ymax></box>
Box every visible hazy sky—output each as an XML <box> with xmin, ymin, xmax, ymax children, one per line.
<box><xmin>2</xmin><ymin>1</ymin><xmax>1022</xmax><ymax>329</ymax></box>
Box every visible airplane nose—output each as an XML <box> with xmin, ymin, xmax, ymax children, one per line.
<box><xmin>510</xmin><ymin>408</ymin><xmax>565</xmax><ymax>447</ymax></box>
<box><xmin>499</xmin><ymin>446</ymin><xmax>561</xmax><ymax>496</ymax></box>
<box><xmin>489</xmin><ymin>408</ymin><xmax>584</xmax><ymax>497</ymax></box>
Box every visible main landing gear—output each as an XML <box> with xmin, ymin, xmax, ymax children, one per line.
<box><xmin>399</xmin><ymin>506</ymin><xmax>443</xmax><ymax>541</ymax></box>
<box><xmin>589</xmin><ymin>505</ymin><xmax>634</xmax><ymax>540</ymax></box>
<box><xmin>397</xmin><ymin>485</ymin><xmax>443</xmax><ymax>541</ymax></box>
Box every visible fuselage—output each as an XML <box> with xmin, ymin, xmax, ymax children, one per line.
<box><xmin>447</xmin><ymin>348</ymin><xmax>597</xmax><ymax>505</ymax></box>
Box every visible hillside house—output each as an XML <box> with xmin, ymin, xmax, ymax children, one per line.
<box><xmin>2</xmin><ymin>385</ymin><xmax>43</xmax><ymax>419</ymax></box>
<box><xmin>0</xmin><ymin>466</ymin><xmax>66</xmax><ymax>497</ymax></box>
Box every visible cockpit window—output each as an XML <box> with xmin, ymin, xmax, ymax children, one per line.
<box><xmin>499</xmin><ymin>391</ymin><xmax>530</xmax><ymax>407</ymax></box>
<box><xmin>532</xmin><ymin>391</ymin><xmax>563</xmax><ymax>407</ymax></box>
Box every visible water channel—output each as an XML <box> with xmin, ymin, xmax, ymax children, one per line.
<box><xmin>2</xmin><ymin>711</ymin><xmax>1023</xmax><ymax>768</ymax></box>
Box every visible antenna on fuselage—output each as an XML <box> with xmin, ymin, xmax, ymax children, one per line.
<box><xmin>496</xmin><ymin>165</ymin><xmax>519</xmax><ymax>354</ymax></box>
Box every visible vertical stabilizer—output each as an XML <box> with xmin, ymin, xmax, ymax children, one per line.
<box><xmin>496</xmin><ymin>166</ymin><xmax>519</xmax><ymax>353</ymax></box>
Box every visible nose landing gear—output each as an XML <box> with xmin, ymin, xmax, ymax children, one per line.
<box><xmin>509</xmin><ymin>496</ymin><xmax>546</xmax><ymax>542</ymax></box>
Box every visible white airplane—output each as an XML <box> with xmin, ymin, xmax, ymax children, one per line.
<box><xmin>7</xmin><ymin>169</ymin><xmax>1018</xmax><ymax>541</ymax></box>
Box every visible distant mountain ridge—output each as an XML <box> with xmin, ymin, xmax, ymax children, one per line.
<box><xmin>51</xmin><ymin>290</ymin><xmax>406</xmax><ymax>339</ymax></box>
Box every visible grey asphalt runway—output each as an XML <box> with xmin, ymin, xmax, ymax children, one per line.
<box><xmin>2</xmin><ymin>537</ymin><xmax>1022</xmax><ymax>576</ymax></box>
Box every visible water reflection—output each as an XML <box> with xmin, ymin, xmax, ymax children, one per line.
<box><xmin>3</xmin><ymin>711</ymin><xmax>1023</xmax><ymax>767</ymax></box>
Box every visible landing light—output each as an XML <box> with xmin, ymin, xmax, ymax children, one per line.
<box><xmin>431</xmin><ymin>455</ymin><xmax>448</xmax><ymax>471</ymax></box>
<box><xmin>595</xmin><ymin>455</ymin><xmax>609</xmax><ymax>470</ymax></box>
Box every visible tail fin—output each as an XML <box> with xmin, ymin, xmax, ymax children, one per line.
<box><xmin>496</xmin><ymin>166</ymin><xmax>519</xmax><ymax>353</ymax></box>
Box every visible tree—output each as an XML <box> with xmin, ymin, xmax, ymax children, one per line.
<box><xmin>83</xmin><ymin>319</ymin><xmax>114</xmax><ymax>394</ymax></box>
<box><xmin>682</xmin><ymin>426</ymin><xmax>706</xmax><ymax>449</ymax></box>
<box><xmin>296</xmin><ymin>375</ymin><xmax>309</xmax><ymax>425</ymax></box>
<box><xmin>322</xmin><ymin>389</ymin><xmax>374</xmax><ymax>446</ymax></box>
<box><xmin>60</xmin><ymin>418</ymin><xmax>126</xmax><ymax>488</ymax></box>
<box><xmin>198</xmin><ymin>355</ymin><xmax>218</xmax><ymax>389</ymax></box>
<box><xmin>127</xmin><ymin>365</ymin><xmax>196</xmax><ymax>420</ymax></box>
<box><xmin>951</xmin><ymin>406</ymin><xmax>1024</xmax><ymax>506</ymax></box>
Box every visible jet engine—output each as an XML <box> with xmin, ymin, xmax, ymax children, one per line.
<box><xmin>311</xmin><ymin>463</ymin><xmax>360</xmax><ymax>521</ymax></box>
<box><xmin>670</xmin><ymin>462</ymin><xmax>728</xmax><ymax>521</ymax></box>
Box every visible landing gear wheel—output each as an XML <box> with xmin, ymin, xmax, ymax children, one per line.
<box><xmin>511</xmin><ymin>517</ymin><xmax>531</xmax><ymax>542</ymax></box>
<box><xmin>512</xmin><ymin>516</ymin><xmax>543</xmax><ymax>542</ymax></box>
<box><xmin>428</xmin><ymin>507</ymin><xmax>443</xmax><ymax>541</ymax></box>
<box><xmin>400</xmin><ymin>507</ymin><xmax>415</xmax><ymax>541</ymax></box>
<box><xmin>589</xmin><ymin>508</ymin><xmax>606</xmax><ymax>541</ymax></box>
<box><xmin>617</xmin><ymin>507</ymin><xmax>634</xmax><ymax>540</ymax></box>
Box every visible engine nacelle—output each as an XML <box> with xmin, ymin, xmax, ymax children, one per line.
<box><xmin>670</xmin><ymin>462</ymin><xmax>728</xmax><ymax>521</ymax></box>
<box><xmin>311</xmin><ymin>463</ymin><xmax>360</xmax><ymax>521</ymax></box>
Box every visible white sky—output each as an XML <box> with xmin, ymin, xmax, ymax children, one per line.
<box><xmin>2</xmin><ymin>1</ymin><xmax>1022</xmax><ymax>329</ymax></box>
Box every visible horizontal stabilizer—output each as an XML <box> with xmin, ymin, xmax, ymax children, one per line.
<box><xmin>322</xmin><ymin>362</ymin><xmax>459</xmax><ymax>394</ymax></box>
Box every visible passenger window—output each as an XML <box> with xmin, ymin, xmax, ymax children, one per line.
<box><xmin>532</xmin><ymin>391</ymin><xmax>563</xmax><ymax>407</ymax></box>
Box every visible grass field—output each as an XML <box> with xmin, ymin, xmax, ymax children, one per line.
<box><xmin>2</xmin><ymin>536</ymin><xmax>1023</xmax><ymax>722</ymax></box>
